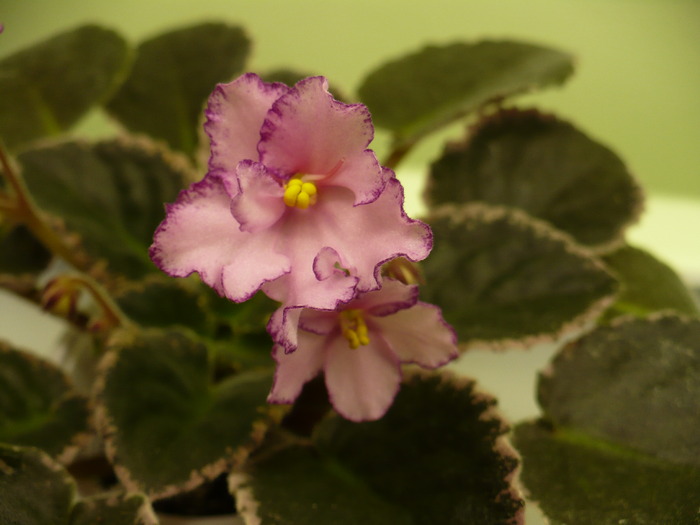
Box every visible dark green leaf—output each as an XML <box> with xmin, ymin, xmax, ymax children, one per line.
<box><xmin>0</xmin><ymin>224</ymin><xmax>51</xmax><ymax>275</ymax></box>
<box><xmin>603</xmin><ymin>245</ymin><xmax>699</xmax><ymax>319</ymax></box>
<box><xmin>358</xmin><ymin>40</ymin><xmax>574</xmax><ymax>144</ymax></box>
<box><xmin>114</xmin><ymin>277</ymin><xmax>211</xmax><ymax>333</ymax></box>
<box><xmin>18</xmin><ymin>138</ymin><xmax>189</xmax><ymax>279</ymax></box>
<box><xmin>70</xmin><ymin>493</ymin><xmax>158</xmax><ymax>525</ymax></box>
<box><xmin>0</xmin><ymin>25</ymin><xmax>130</xmax><ymax>150</ymax></box>
<box><xmin>421</xmin><ymin>204</ymin><xmax>617</xmax><ymax>347</ymax></box>
<box><xmin>0</xmin><ymin>341</ymin><xmax>91</xmax><ymax>462</ymax></box>
<box><xmin>106</xmin><ymin>23</ymin><xmax>250</xmax><ymax>156</ymax></box>
<box><xmin>232</xmin><ymin>371</ymin><xmax>523</xmax><ymax>525</ymax></box>
<box><xmin>98</xmin><ymin>329</ymin><xmax>273</xmax><ymax>499</ymax></box>
<box><xmin>514</xmin><ymin>421</ymin><xmax>700</xmax><ymax>525</ymax></box>
<box><xmin>538</xmin><ymin>314</ymin><xmax>700</xmax><ymax>466</ymax></box>
<box><xmin>426</xmin><ymin>109</ymin><xmax>644</xmax><ymax>247</ymax></box>
<box><xmin>0</xmin><ymin>444</ymin><xmax>76</xmax><ymax>524</ymax></box>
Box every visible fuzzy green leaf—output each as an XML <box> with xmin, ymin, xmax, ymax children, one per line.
<box><xmin>231</xmin><ymin>372</ymin><xmax>523</xmax><ymax>525</ymax></box>
<box><xmin>603</xmin><ymin>245</ymin><xmax>699</xmax><ymax>319</ymax></box>
<box><xmin>514</xmin><ymin>422</ymin><xmax>700</xmax><ymax>525</ymax></box>
<box><xmin>0</xmin><ymin>25</ymin><xmax>130</xmax><ymax>151</ymax></box>
<box><xmin>0</xmin><ymin>444</ymin><xmax>76</xmax><ymax>524</ymax></box>
<box><xmin>106</xmin><ymin>23</ymin><xmax>250</xmax><ymax>156</ymax></box>
<box><xmin>0</xmin><ymin>225</ymin><xmax>51</xmax><ymax>275</ymax></box>
<box><xmin>0</xmin><ymin>341</ymin><xmax>91</xmax><ymax>461</ymax></box>
<box><xmin>426</xmin><ymin>109</ymin><xmax>644</xmax><ymax>248</ymax></box>
<box><xmin>70</xmin><ymin>493</ymin><xmax>158</xmax><ymax>525</ymax></box>
<box><xmin>421</xmin><ymin>204</ymin><xmax>617</xmax><ymax>347</ymax></box>
<box><xmin>358</xmin><ymin>40</ymin><xmax>574</xmax><ymax>144</ymax></box>
<box><xmin>538</xmin><ymin>314</ymin><xmax>700</xmax><ymax>466</ymax></box>
<box><xmin>17</xmin><ymin>138</ymin><xmax>189</xmax><ymax>279</ymax></box>
<box><xmin>98</xmin><ymin>329</ymin><xmax>273</xmax><ymax>499</ymax></box>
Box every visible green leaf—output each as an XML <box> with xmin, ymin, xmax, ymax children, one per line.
<box><xmin>106</xmin><ymin>22</ymin><xmax>250</xmax><ymax>156</ymax></box>
<box><xmin>514</xmin><ymin>422</ymin><xmax>700</xmax><ymax>525</ymax></box>
<box><xmin>0</xmin><ymin>341</ymin><xmax>91</xmax><ymax>462</ymax></box>
<box><xmin>98</xmin><ymin>329</ymin><xmax>273</xmax><ymax>499</ymax></box>
<box><xmin>0</xmin><ymin>25</ymin><xmax>130</xmax><ymax>151</ymax></box>
<box><xmin>602</xmin><ymin>245</ymin><xmax>699</xmax><ymax>319</ymax></box>
<box><xmin>17</xmin><ymin>138</ymin><xmax>189</xmax><ymax>279</ymax></box>
<box><xmin>538</xmin><ymin>314</ymin><xmax>700</xmax><ymax>466</ymax></box>
<box><xmin>70</xmin><ymin>493</ymin><xmax>158</xmax><ymax>525</ymax></box>
<box><xmin>0</xmin><ymin>444</ymin><xmax>76</xmax><ymax>524</ymax></box>
<box><xmin>0</xmin><ymin>224</ymin><xmax>51</xmax><ymax>299</ymax></box>
<box><xmin>114</xmin><ymin>277</ymin><xmax>211</xmax><ymax>333</ymax></box>
<box><xmin>426</xmin><ymin>109</ymin><xmax>644</xmax><ymax>248</ymax></box>
<box><xmin>358</xmin><ymin>40</ymin><xmax>574</xmax><ymax>145</ymax></box>
<box><xmin>421</xmin><ymin>204</ymin><xmax>618</xmax><ymax>347</ymax></box>
<box><xmin>231</xmin><ymin>371</ymin><xmax>523</xmax><ymax>525</ymax></box>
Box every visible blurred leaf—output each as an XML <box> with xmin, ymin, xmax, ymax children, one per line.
<box><xmin>426</xmin><ymin>109</ymin><xmax>644</xmax><ymax>248</ymax></box>
<box><xmin>106</xmin><ymin>23</ymin><xmax>250</xmax><ymax>156</ymax></box>
<box><xmin>114</xmin><ymin>277</ymin><xmax>211</xmax><ymax>333</ymax></box>
<box><xmin>358</xmin><ymin>40</ymin><xmax>574</xmax><ymax>145</ymax></box>
<box><xmin>70</xmin><ymin>493</ymin><xmax>158</xmax><ymax>525</ymax></box>
<box><xmin>98</xmin><ymin>329</ymin><xmax>273</xmax><ymax>499</ymax></box>
<box><xmin>421</xmin><ymin>204</ymin><xmax>617</xmax><ymax>347</ymax></box>
<box><xmin>602</xmin><ymin>245</ymin><xmax>699</xmax><ymax>320</ymax></box>
<box><xmin>514</xmin><ymin>421</ymin><xmax>700</xmax><ymax>525</ymax></box>
<box><xmin>538</xmin><ymin>314</ymin><xmax>700</xmax><ymax>466</ymax></box>
<box><xmin>0</xmin><ymin>444</ymin><xmax>75</xmax><ymax>524</ymax></box>
<box><xmin>18</xmin><ymin>138</ymin><xmax>189</xmax><ymax>279</ymax></box>
<box><xmin>0</xmin><ymin>224</ymin><xmax>51</xmax><ymax>275</ymax></box>
<box><xmin>231</xmin><ymin>371</ymin><xmax>523</xmax><ymax>525</ymax></box>
<box><xmin>0</xmin><ymin>341</ymin><xmax>91</xmax><ymax>462</ymax></box>
<box><xmin>0</xmin><ymin>25</ymin><xmax>130</xmax><ymax>150</ymax></box>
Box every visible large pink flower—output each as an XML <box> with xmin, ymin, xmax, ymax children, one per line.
<box><xmin>150</xmin><ymin>74</ymin><xmax>431</xmax><ymax>313</ymax></box>
<box><xmin>268</xmin><ymin>279</ymin><xmax>459</xmax><ymax>422</ymax></box>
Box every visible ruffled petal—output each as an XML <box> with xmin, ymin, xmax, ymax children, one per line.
<box><xmin>268</xmin><ymin>333</ymin><xmax>326</xmax><ymax>404</ymax></box>
<box><xmin>375</xmin><ymin>301</ymin><xmax>459</xmax><ymax>368</ymax></box>
<box><xmin>230</xmin><ymin>160</ymin><xmax>286</xmax><ymax>233</ymax></box>
<box><xmin>324</xmin><ymin>335</ymin><xmax>401</xmax><ymax>422</ymax></box>
<box><xmin>205</xmin><ymin>73</ymin><xmax>288</xmax><ymax>172</ymax></box>
<box><xmin>150</xmin><ymin>171</ymin><xmax>291</xmax><ymax>302</ymax></box>
<box><xmin>351</xmin><ymin>278</ymin><xmax>419</xmax><ymax>317</ymax></box>
<box><xmin>259</xmin><ymin>77</ymin><xmax>385</xmax><ymax>204</ymax></box>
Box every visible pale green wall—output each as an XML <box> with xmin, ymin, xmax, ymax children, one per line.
<box><xmin>2</xmin><ymin>0</ymin><xmax>699</xmax><ymax>198</ymax></box>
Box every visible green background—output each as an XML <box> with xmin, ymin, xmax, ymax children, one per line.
<box><xmin>2</xmin><ymin>0</ymin><xmax>699</xmax><ymax>197</ymax></box>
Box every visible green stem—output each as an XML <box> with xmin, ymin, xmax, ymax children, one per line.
<box><xmin>0</xmin><ymin>139</ymin><xmax>85</xmax><ymax>269</ymax></box>
<box><xmin>68</xmin><ymin>273</ymin><xmax>134</xmax><ymax>331</ymax></box>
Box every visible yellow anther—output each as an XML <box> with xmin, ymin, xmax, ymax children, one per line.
<box><xmin>283</xmin><ymin>177</ymin><xmax>318</xmax><ymax>209</ymax></box>
<box><xmin>339</xmin><ymin>309</ymin><xmax>370</xmax><ymax>349</ymax></box>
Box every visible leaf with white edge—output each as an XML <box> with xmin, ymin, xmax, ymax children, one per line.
<box><xmin>106</xmin><ymin>23</ymin><xmax>250</xmax><ymax>156</ymax></box>
<box><xmin>0</xmin><ymin>25</ymin><xmax>130</xmax><ymax>151</ymax></box>
<box><xmin>0</xmin><ymin>444</ymin><xmax>76</xmax><ymax>524</ymax></box>
<box><xmin>358</xmin><ymin>40</ymin><xmax>574</xmax><ymax>145</ymax></box>
<box><xmin>426</xmin><ymin>109</ymin><xmax>644</xmax><ymax>248</ymax></box>
<box><xmin>538</xmin><ymin>314</ymin><xmax>700</xmax><ymax>466</ymax></box>
<box><xmin>98</xmin><ymin>329</ymin><xmax>273</xmax><ymax>500</ymax></box>
<box><xmin>421</xmin><ymin>204</ymin><xmax>617</xmax><ymax>348</ymax></box>
<box><xmin>0</xmin><ymin>341</ymin><xmax>91</xmax><ymax>462</ymax></box>
<box><xmin>17</xmin><ymin>138</ymin><xmax>190</xmax><ymax>278</ymax></box>
<box><xmin>70</xmin><ymin>493</ymin><xmax>159</xmax><ymax>525</ymax></box>
<box><xmin>231</xmin><ymin>371</ymin><xmax>523</xmax><ymax>525</ymax></box>
<box><xmin>514</xmin><ymin>421</ymin><xmax>700</xmax><ymax>525</ymax></box>
<box><xmin>602</xmin><ymin>245</ymin><xmax>699</xmax><ymax>320</ymax></box>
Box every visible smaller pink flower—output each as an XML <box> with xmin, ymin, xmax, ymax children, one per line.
<box><xmin>268</xmin><ymin>279</ymin><xmax>459</xmax><ymax>422</ymax></box>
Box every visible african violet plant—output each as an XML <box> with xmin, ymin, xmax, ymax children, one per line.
<box><xmin>1</xmin><ymin>22</ymin><xmax>699</xmax><ymax>525</ymax></box>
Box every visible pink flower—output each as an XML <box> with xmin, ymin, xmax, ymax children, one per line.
<box><xmin>150</xmin><ymin>74</ymin><xmax>431</xmax><ymax>313</ymax></box>
<box><xmin>268</xmin><ymin>279</ymin><xmax>459</xmax><ymax>422</ymax></box>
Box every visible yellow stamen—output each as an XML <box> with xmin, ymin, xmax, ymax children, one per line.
<box><xmin>283</xmin><ymin>177</ymin><xmax>318</xmax><ymax>209</ymax></box>
<box><xmin>340</xmin><ymin>309</ymin><xmax>370</xmax><ymax>349</ymax></box>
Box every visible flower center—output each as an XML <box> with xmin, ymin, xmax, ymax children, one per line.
<box><xmin>339</xmin><ymin>309</ymin><xmax>370</xmax><ymax>349</ymax></box>
<box><xmin>283</xmin><ymin>177</ymin><xmax>318</xmax><ymax>209</ymax></box>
